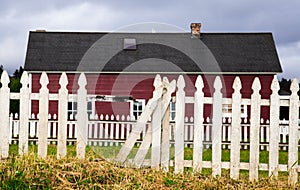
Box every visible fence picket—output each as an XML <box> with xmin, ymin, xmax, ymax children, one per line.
<box><xmin>104</xmin><ymin>114</ymin><xmax>109</xmax><ymax>146</ymax></box>
<box><xmin>151</xmin><ymin>97</ymin><xmax>162</xmax><ymax>168</ymax></box>
<box><xmin>18</xmin><ymin>71</ymin><xmax>30</xmax><ymax>155</ymax></box>
<box><xmin>212</xmin><ymin>76</ymin><xmax>223</xmax><ymax>177</ymax></box>
<box><xmin>161</xmin><ymin>105</ymin><xmax>171</xmax><ymax>171</ymax></box>
<box><xmin>110</xmin><ymin>115</ymin><xmax>115</xmax><ymax>146</ymax></box>
<box><xmin>184</xmin><ymin>117</ymin><xmax>189</xmax><ymax>147</ymax></box>
<box><xmin>38</xmin><ymin>72</ymin><xmax>49</xmax><ymax>158</ymax></box>
<box><xmin>160</xmin><ymin>77</ymin><xmax>176</xmax><ymax>170</ymax></box>
<box><xmin>9</xmin><ymin>113</ymin><xmax>13</xmax><ymax>143</ymax></box>
<box><xmin>249</xmin><ymin>77</ymin><xmax>261</xmax><ymax>181</ymax></box>
<box><xmin>288</xmin><ymin>79</ymin><xmax>299</xmax><ymax>185</ymax></box>
<box><xmin>193</xmin><ymin>75</ymin><xmax>204</xmax><ymax>172</ymax></box>
<box><xmin>174</xmin><ymin>75</ymin><xmax>185</xmax><ymax>173</ymax></box>
<box><xmin>115</xmin><ymin>115</ymin><xmax>120</xmax><ymax>146</ymax></box>
<box><xmin>121</xmin><ymin>115</ymin><xmax>125</xmax><ymax>140</ymax></box>
<box><xmin>269</xmin><ymin>76</ymin><xmax>280</xmax><ymax>178</ymax></box>
<box><xmin>57</xmin><ymin>72</ymin><xmax>68</xmax><ymax>159</ymax></box>
<box><xmin>100</xmin><ymin>114</ymin><xmax>104</xmax><ymax>146</ymax></box>
<box><xmin>76</xmin><ymin>73</ymin><xmax>88</xmax><ymax>158</ymax></box>
<box><xmin>230</xmin><ymin>77</ymin><xmax>242</xmax><ymax>179</ymax></box>
<box><xmin>0</xmin><ymin>71</ymin><xmax>10</xmax><ymax>158</ymax></box>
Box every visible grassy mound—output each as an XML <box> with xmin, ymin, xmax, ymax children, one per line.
<box><xmin>0</xmin><ymin>150</ymin><xmax>297</xmax><ymax>189</ymax></box>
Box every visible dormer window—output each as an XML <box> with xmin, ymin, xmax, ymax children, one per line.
<box><xmin>123</xmin><ymin>38</ymin><xmax>136</xmax><ymax>50</ymax></box>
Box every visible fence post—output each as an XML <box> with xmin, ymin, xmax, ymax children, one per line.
<box><xmin>76</xmin><ymin>73</ymin><xmax>88</xmax><ymax>159</ymax></box>
<box><xmin>288</xmin><ymin>79</ymin><xmax>299</xmax><ymax>185</ymax></box>
<box><xmin>38</xmin><ymin>72</ymin><xmax>49</xmax><ymax>158</ymax></box>
<box><xmin>174</xmin><ymin>75</ymin><xmax>185</xmax><ymax>173</ymax></box>
<box><xmin>161</xmin><ymin>77</ymin><xmax>176</xmax><ymax>171</ymax></box>
<box><xmin>0</xmin><ymin>71</ymin><xmax>10</xmax><ymax>158</ymax></box>
<box><xmin>161</xmin><ymin>104</ymin><xmax>170</xmax><ymax>171</ymax></box>
<box><xmin>212</xmin><ymin>76</ymin><xmax>223</xmax><ymax>177</ymax></box>
<box><xmin>57</xmin><ymin>72</ymin><xmax>68</xmax><ymax>159</ymax></box>
<box><xmin>230</xmin><ymin>77</ymin><xmax>242</xmax><ymax>179</ymax></box>
<box><xmin>19</xmin><ymin>71</ymin><xmax>30</xmax><ymax>155</ymax></box>
<box><xmin>249</xmin><ymin>77</ymin><xmax>261</xmax><ymax>181</ymax></box>
<box><xmin>269</xmin><ymin>76</ymin><xmax>280</xmax><ymax>178</ymax></box>
<box><xmin>193</xmin><ymin>75</ymin><xmax>204</xmax><ymax>172</ymax></box>
<box><xmin>151</xmin><ymin>98</ymin><xmax>162</xmax><ymax>168</ymax></box>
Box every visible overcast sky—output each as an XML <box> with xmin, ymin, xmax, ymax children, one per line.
<box><xmin>1</xmin><ymin>0</ymin><xmax>300</xmax><ymax>79</ymax></box>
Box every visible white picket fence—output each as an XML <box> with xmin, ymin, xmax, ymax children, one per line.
<box><xmin>112</xmin><ymin>74</ymin><xmax>300</xmax><ymax>185</ymax></box>
<box><xmin>0</xmin><ymin>70</ymin><xmax>300</xmax><ymax>184</ymax></box>
<box><xmin>170</xmin><ymin>75</ymin><xmax>300</xmax><ymax>184</ymax></box>
<box><xmin>8</xmin><ymin>112</ymin><xmax>291</xmax><ymax>151</ymax></box>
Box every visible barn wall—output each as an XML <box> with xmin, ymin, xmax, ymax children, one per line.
<box><xmin>30</xmin><ymin>73</ymin><xmax>274</xmax><ymax>120</ymax></box>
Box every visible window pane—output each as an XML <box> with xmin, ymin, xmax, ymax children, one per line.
<box><xmin>171</xmin><ymin>112</ymin><xmax>175</xmax><ymax>120</ymax></box>
<box><xmin>138</xmin><ymin>104</ymin><xmax>143</xmax><ymax>110</ymax></box>
<box><xmin>68</xmin><ymin>102</ymin><xmax>73</xmax><ymax>110</ymax></box>
<box><xmin>73</xmin><ymin>102</ymin><xmax>77</xmax><ymax>110</ymax></box>
<box><xmin>87</xmin><ymin>101</ymin><xmax>92</xmax><ymax>110</ymax></box>
<box><xmin>132</xmin><ymin>100</ymin><xmax>144</xmax><ymax>119</ymax></box>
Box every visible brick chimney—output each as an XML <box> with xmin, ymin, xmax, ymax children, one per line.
<box><xmin>190</xmin><ymin>23</ymin><xmax>201</xmax><ymax>38</ymax></box>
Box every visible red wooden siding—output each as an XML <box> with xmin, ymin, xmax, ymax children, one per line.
<box><xmin>30</xmin><ymin>73</ymin><xmax>274</xmax><ymax>120</ymax></box>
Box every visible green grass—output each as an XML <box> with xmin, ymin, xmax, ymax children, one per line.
<box><xmin>8</xmin><ymin>144</ymin><xmax>293</xmax><ymax>164</ymax></box>
<box><xmin>9</xmin><ymin>144</ymin><xmax>295</xmax><ymax>162</ymax></box>
<box><xmin>2</xmin><ymin>144</ymin><xmax>299</xmax><ymax>189</ymax></box>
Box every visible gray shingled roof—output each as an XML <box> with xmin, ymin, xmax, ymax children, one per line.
<box><xmin>24</xmin><ymin>31</ymin><xmax>282</xmax><ymax>74</ymax></box>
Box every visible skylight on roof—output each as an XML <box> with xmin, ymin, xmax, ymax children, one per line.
<box><xmin>123</xmin><ymin>38</ymin><xmax>136</xmax><ymax>50</ymax></box>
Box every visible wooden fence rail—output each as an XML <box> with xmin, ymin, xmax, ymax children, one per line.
<box><xmin>1</xmin><ymin>70</ymin><xmax>300</xmax><ymax>184</ymax></box>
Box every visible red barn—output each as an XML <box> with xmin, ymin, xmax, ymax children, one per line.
<box><xmin>23</xmin><ymin>24</ymin><xmax>282</xmax><ymax>121</ymax></box>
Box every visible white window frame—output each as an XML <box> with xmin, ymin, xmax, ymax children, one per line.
<box><xmin>68</xmin><ymin>101</ymin><xmax>77</xmax><ymax>120</ymax></box>
<box><xmin>222</xmin><ymin>104</ymin><xmax>247</xmax><ymax>118</ymax></box>
<box><xmin>67</xmin><ymin>100</ymin><xmax>95</xmax><ymax>120</ymax></box>
<box><xmin>130</xmin><ymin>99</ymin><xmax>145</xmax><ymax>120</ymax></box>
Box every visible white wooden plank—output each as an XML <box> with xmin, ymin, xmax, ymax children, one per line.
<box><xmin>249</xmin><ymin>77</ymin><xmax>261</xmax><ymax>181</ymax></box>
<box><xmin>151</xmin><ymin>98</ymin><xmax>162</xmax><ymax>168</ymax></box>
<box><xmin>184</xmin><ymin>118</ymin><xmax>189</xmax><ymax>147</ymax></box>
<box><xmin>104</xmin><ymin>115</ymin><xmax>109</xmax><ymax>146</ymax></box>
<box><xmin>57</xmin><ymin>73</ymin><xmax>68</xmax><ymax>159</ymax></box>
<box><xmin>230</xmin><ymin>77</ymin><xmax>242</xmax><ymax>179</ymax></box>
<box><xmin>115</xmin><ymin>115</ymin><xmax>120</xmax><ymax>146</ymax></box>
<box><xmin>174</xmin><ymin>75</ymin><xmax>185</xmax><ymax>173</ymax></box>
<box><xmin>161</xmin><ymin>104</ymin><xmax>171</xmax><ymax>171</ymax></box>
<box><xmin>184</xmin><ymin>96</ymin><xmax>194</xmax><ymax>103</ymax></box>
<box><xmin>121</xmin><ymin>115</ymin><xmax>125</xmax><ymax>139</ymax></box>
<box><xmin>76</xmin><ymin>73</ymin><xmax>88</xmax><ymax>159</ymax></box>
<box><xmin>133</xmin><ymin>125</ymin><xmax>152</xmax><ymax>168</ymax></box>
<box><xmin>9</xmin><ymin>92</ymin><xmax>20</xmax><ymax>99</ymax></box>
<box><xmin>8</xmin><ymin>114</ymin><xmax>13</xmax><ymax>144</ymax></box>
<box><xmin>37</xmin><ymin>72</ymin><xmax>49</xmax><ymax>158</ymax></box>
<box><xmin>99</xmin><ymin>121</ymin><xmax>104</xmax><ymax>146</ymax></box>
<box><xmin>18</xmin><ymin>71</ymin><xmax>30</xmax><ymax>155</ymax></box>
<box><xmin>158</xmin><ymin>77</ymin><xmax>176</xmax><ymax>170</ymax></box>
<box><xmin>288</xmin><ymin>79</ymin><xmax>299</xmax><ymax>185</ymax></box>
<box><xmin>0</xmin><ymin>71</ymin><xmax>10</xmax><ymax>158</ymax></box>
<box><xmin>212</xmin><ymin>76</ymin><xmax>223</xmax><ymax>177</ymax></box>
<box><xmin>269</xmin><ymin>76</ymin><xmax>280</xmax><ymax>178</ymax></box>
<box><xmin>110</xmin><ymin>115</ymin><xmax>114</xmax><ymax>146</ymax></box>
<box><xmin>193</xmin><ymin>75</ymin><xmax>204</xmax><ymax>172</ymax></box>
